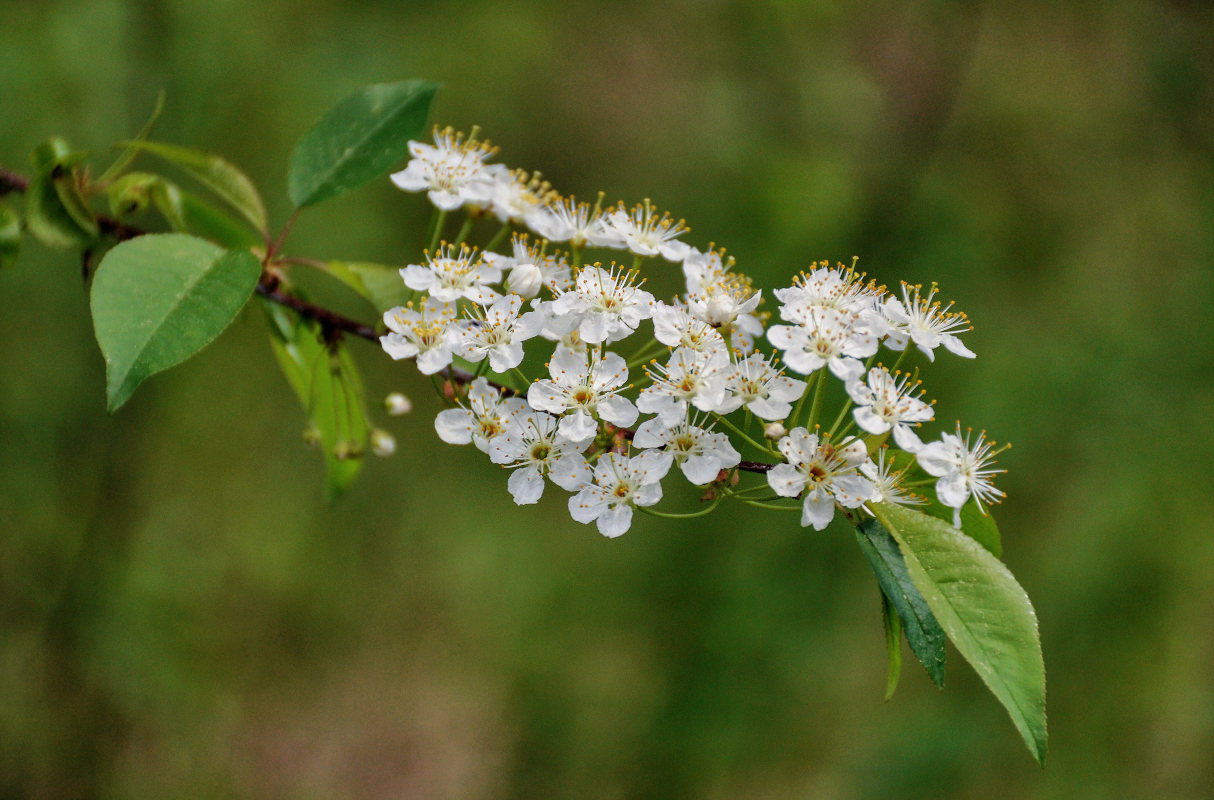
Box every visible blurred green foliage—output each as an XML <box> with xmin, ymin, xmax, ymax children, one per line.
<box><xmin>2</xmin><ymin>0</ymin><xmax>1213</xmax><ymax>797</ymax></box>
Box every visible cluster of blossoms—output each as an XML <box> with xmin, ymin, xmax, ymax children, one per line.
<box><xmin>380</xmin><ymin>127</ymin><xmax>1007</xmax><ymax>536</ymax></box>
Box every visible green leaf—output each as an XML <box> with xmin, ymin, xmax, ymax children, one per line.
<box><xmin>880</xmin><ymin>592</ymin><xmax>903</xmax><ymax>701</ymax></box>
<box><xmin>0</xmin><ymin>204</ymin><xmax>20</xmax><ymax>268</ymax></box>
<box><xmin>25</xmin><ymin>172</ymin><xmax>96</xmax><ymax>249</ymax></box>
<box><xmin>262</xmin><ymin>300</ymin><xmax>367</xmax><ymax>497</ymax></box>
<box><xmin>287</xmin><ymin>80</ymin><xmax>439</xmax><ymax>207</ymax></box>
<box><xmin>324</xmin><ymin>260</ymin><xmax>409</xmax><ymax>313</ymax></box>
<box><xmin>119</xmin><ymin>140</ymin><xmax>268</xmax><ymax>234</ymax></box>
<box><xmin>91</xmin><ymin>234</ymin><xmax>261</xmax><ymax>411</ymax></box>
<box><xmin>872</xmin><ymin>503</ymin><xmax>1047</xmax><ymax>764</ymax></box>
<box><xmin>856</xmin><ymin>519</ymin><xmax>946</xmax><ymax>689</ymax></box>
<box><xmin>922</xmin><ymin>497</ymin><xmax>1003</xmax><ymax>558</ymax></box>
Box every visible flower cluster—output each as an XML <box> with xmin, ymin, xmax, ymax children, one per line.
<box><xmin>381</xmin><ymin>128</ymin><xmax>1006</xmax><ymax>538</ymax></box>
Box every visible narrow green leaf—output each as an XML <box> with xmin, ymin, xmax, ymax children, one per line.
<box><xmin>120</xmin><ymin>140</ymin><xmax>267</xmax><ymax>234</ymax></box>
<box><xmin>325</xmin><ymin>260</ymin><xmax>409</xmax><ymax>313</ymax></box>
<box><xmin>872</xmin><ymin>502</ymin><xmax>1047</xmax><ymax>764</ymax></box>
<box><xmin>98</xmin><ymin>90</ymin><xmax>166</xmax><ymax>184</ymax></box>
<box><xmin>262</xmin><ymin>299</ymin><xmax>367</xmax><ymax>497</ymax></box>
<box><xmin>921</xmin><ymin>498</ymin><xmax>1003</xmax><ymax>558</ymax></box>
<box><xmin>287</xmin><ymin>80</ymin><xmax>439</xmax><ymax>207</ymax></box>
<box><xmin>881</xmin><ymin>592</ymin><xmax>903</xmax><ymax>701</ymax></box>
<box><xmin>0</xmin><ymin>204</ymin><xmax>20</xmax><ymax>268</ymax></box>
<box><xmin>91</xmin><ymin>234</ymin><xmax>261</xmax><ymax>411</ymax></box>
<box><xmin>856</xmin><ymin>519</ymin><xmax>946</xmax><ymax>688</ymax></box>
<box><xmin>25</xmin><ymin>172</ymin><xmax>95</xmax><ymax>249</ymax></box>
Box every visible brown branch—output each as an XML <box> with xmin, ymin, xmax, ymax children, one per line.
<box><xmin>255</xmin><ymin>281</ymin><xmax>379</xmax><ymax>342</ymax></box>
<box><xmin>1</xmin><ymin>168</ymin><xmax>29</xmax><ymax>196</ymax></box>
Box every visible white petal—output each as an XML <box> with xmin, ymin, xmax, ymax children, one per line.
<box><xmin>549</xmin><ymin>455</ymin><xmax>592</xmax><ymax>490</ymax></box>
<box><xmin>434</xmin><ymin>409</ymin><xmax>475</xmax><ymax>445</ymax></box>
<box><xmin>596</xmin><ymin>505</ymin><xmax>634</xmax><ymax>538</ymax></box>
<box><xmin>508</xmin><ymin>467</ymin><xmax>545</xmax><ymax>505</ymax></box>
<box><xmin>559</xmin><ymin>409</ymin><xmax>598</xmax><ymax>443</ymax></box>
<box><xmin>568</xmin><ymin>488</ymin><xmax>608</xmax><ymax>524</ymax></box>
<box><xmin>767</xmin><ymin>464</ymin><xmax>806</xmax><ymax>497</ymax></box>
<box><xmin>681</xmin><ymin>454</ymin><xmax>723</xmax><ymax>485</ymax></box>
<box><xmin>936</xmin><ymin>473</ymin><xmax>970</xmax><ymax>509</ymax></box>
<box><xmin>942</xmin><ymin>334</ymin><xmax>976</xmax><ymax>359</ymax></box>
<box><xmin>892</xmin><ymin>425</ymin><xmax>924</xmax><ymax>453</ymax></box>
<box><xmin>527</xmin><ymin>380</ymin><xmax>568</xmax><ymax>414</ymax></box>
<box><xmin>597</xmin><ymin>394</ymin><xmax>639</xmax><ymax>428</ymax></box>
<box><xmin>801</xmin><ymin>491</ymin><xmax>836</xmax><ymax>530</ymax></box>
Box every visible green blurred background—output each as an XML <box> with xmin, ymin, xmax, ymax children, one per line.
<box><xmin>2</xmin><ymin>0</ymin><xmax>1212</xmax><ymax>797</ymax></box>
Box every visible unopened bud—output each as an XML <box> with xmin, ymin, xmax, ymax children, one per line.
<box><xmin>303</xmin><ymin>424</ymin><xmax>323</xmax><ymax>448</ymax></box>
<box><xmin>764</xmin><ymin>421</ymin><xmax>786</xmax><ymax>441</ymax></box>
<box><xmin>370</xmin><ymin>429</ymin><xmax>396</xmax><ymax>458</ymax></box>
<box><xmin>334</xmin><ymin>440</ymin><xmax>363</xmax><ymax>461</ymax></box>
<box><xmin>384</xmin><ymin>392</ymin><xmax>413</xmax><ymax>416</ymax></box>
<box><xmin>506</xmin><ymin>262</ymin><xmax>544</xmax><ymax>299</ymax></box>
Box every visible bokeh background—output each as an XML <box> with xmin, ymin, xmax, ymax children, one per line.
<box><xmin>3</xmin><ymin>0</ymin><xmax>1213</xmax><ymax>797</ymax></box>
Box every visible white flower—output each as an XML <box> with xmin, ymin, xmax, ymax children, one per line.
<box><xmin>598</xmin><ymin>201</ymin><xmax>690</xmax><ymax>261</ymax></box>
<box><xmin>633</xmin><ymin>416</ymin><xmax>740</xmax><ymax>485</ymax></box>
<box><xmin>766</xmin><ymin>429</ymin><xmax>875</xmax><ymax>530</ymax></box>
<box><xmin>527</xmin><ymin>347</ymin><xmax>638</xmax><ymax>444</ymax></box>
<box><xmin>380</xmin><ymin>298</ymin><xmax>460</xmax><ymax>375</ymax></box>
<box><xmin>527</xmin><ymin>195</ymin><xmax>608</xmax><ymax>249</ymax></box>
<box><xmin>686</xmin><ymin>272</ymin><xmax>762</xmax><ymax>328</ymax></box>
<box><xmin>390</xmin><ymin>127</ymin><xmax>502</xmax><ymax>211</ymax></box>
<box><xmin>846</xmin><ymin>366</ymin><xmax>934</xmax><ymax>451</ymax></box>
<box><xmin>568</xmin><ymin>450</ymin><xmax>672</xmax><ymax>537</ymax></box>
<box><xmin>484</xmin><ymin>235</ymin><xmax>573</xmax><ymax>300</ymax></box>
<box><xmin>774</xmin><ymin>261</ymin><xmax>885</xmax><ymax>323</ymax></box>
<box><xmin>915</xmin><ymin>424</ymin><xmax>1006</xmax><ymax>526</ymax></box>
<box><xmin>487</xmin><ymin>168</ymin><xmax>554</xmax><ymax>226</ymax></box>
<box><xmin>455</xmin><ymin>293</ymin><xmax>545</xmax><ymax>373</ymax></box>
<box><xmin>681</xmin><ymin>247</ymin><xmax>765</xmax><ymax>353</ymax></box>
<box><xmin>881</xmin><ymin>282</ymin><xmax>975</xmax><ymax>361</ymax></box>
<box><xmin>636</xmin><ymin>346</ymin><xmax>732</xmax><ymax>426</ymax></box>
<box><xmin>682</xmin><ymin>245</ymin><xmax>732</xmax><ymax>295</ymax></box>
<box><xmin>766</xmin><ymin>306</ymin><xmax>877</xmax><ymax>380</ymax></box>
<box><xmin>434</xmin><ymin>377</ymin><xmax>529</xmax><ymax>453</ymax></box>
<box><xmin>717</xmin><ymin>352</ymin><xmax>807</xmax><ymax>421</ymax></box>
<box><xmin>551</xmin><ymin>264</ymin><xmax>656</xmax><ymax>344</ymax></box>
<box><xmin>860</xmin><ymin>448</ymin><xmax>924</xmax><ymax>508</ymax></box>
<box><xmin>651</xmin><ymin>301</ymin><xmax>728</xmax><ymax>356</ymax></box>
<box><xmin>401</xmin><ymin>243</ymin><xmax>502</xmax><ymax>305</ymax></box>
<box><xmin>489</xmin><ymin>412</ymin><xmax>592</xmax><ymax>505</ymax></box>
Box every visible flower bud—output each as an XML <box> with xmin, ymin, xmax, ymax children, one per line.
<box><xmin>506</xmin><ymin>262</ymin><xmax>544</xmax><ymax>299</ymax></box>
<box><xmin>370</xmin><ymin>429</ymin><xmax>396</xmax><ymax>458</ymax></box>
<box><xmin>384</xmin><ymin>392</ymin><xmax>413</xmax><ymax>416</ymax></box>
<box><xmin>303</xmin><ymin>424</ymin><xmax>323</xmax><ymax>448</ymax></box>
<box><xmin>764</xmin><ymin>421</ymin><xmax>786</xmax><ymax>441</ymax></box>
